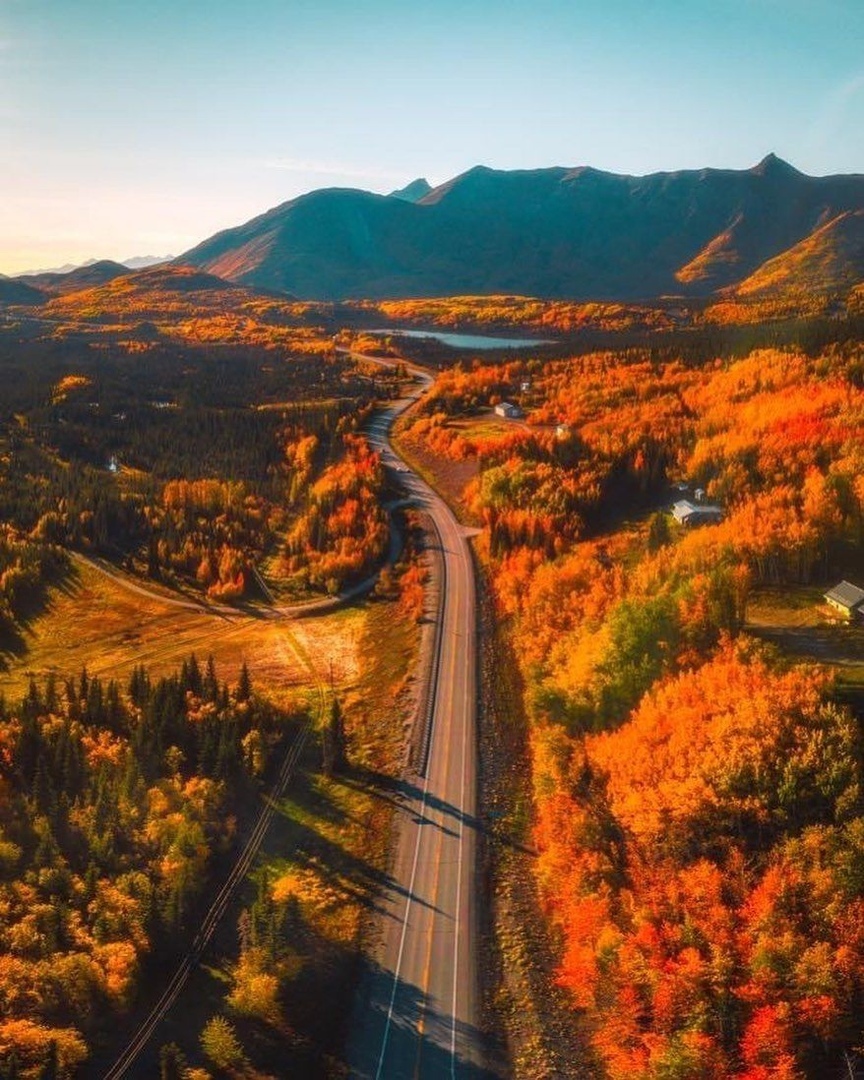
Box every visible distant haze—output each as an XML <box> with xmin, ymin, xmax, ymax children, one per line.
<box><xmin>15</xmin><ymin>255</ymin><xmax>172</xmax><ymax>277</ymax></box>
<box><xmin>1</xmin><ymin>0</ymin><xmax>863</xmax><ymax>273</ymax></box>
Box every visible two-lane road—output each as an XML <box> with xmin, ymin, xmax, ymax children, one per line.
<box><xmin>347</xmin><ymin>379</ymin><xmax>490</xmax><ymax>1078</ymax></box>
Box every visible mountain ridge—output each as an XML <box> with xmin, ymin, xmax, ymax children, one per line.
<box><xmin>88</xmin><ymin>159</ymin><xmax>864</xmax><ymax>301</ymax></box>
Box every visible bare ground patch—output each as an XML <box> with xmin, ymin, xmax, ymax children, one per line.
<box><xmin>746</xmin><ymin>585</ymin><xmax>864</xmax><ymax>684</ymax></box>
<box><xmin>392</xmin><ymin>422</ymin><xmax>480</xmax><ymax>524</ymax></box>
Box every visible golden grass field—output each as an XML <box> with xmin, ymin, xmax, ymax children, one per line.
<box><xmin>745</xmin><ymin>584</ymin><xmax>864</xmax><ymax>685</ymax></box>
<box><xmin>0</xmin><ymin>559</ymin><xmax>363</xmax><ymax>710</ymax></box>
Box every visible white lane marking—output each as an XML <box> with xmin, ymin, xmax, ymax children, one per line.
<box><xmin>370</xmin><ymin>372</ymin><xmax>475</xmax><ymax>1078</ymax></box>
<box><xmin>451</xmin><ymin>534</ymin><xmax>471</xmax><ymax>1079</ymax></box>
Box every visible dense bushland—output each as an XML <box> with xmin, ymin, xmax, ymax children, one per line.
<box><xmin>0</xmin><ymin>657</ymin><xmax>291</xmax><ymax>1077</ymax></box>
<box><xmin>403</xmin><ymin>335</ymin><xmax>864</xmax><ymax>1077</ymax></box>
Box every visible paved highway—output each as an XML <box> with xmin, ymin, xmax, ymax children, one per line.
<box><xmin>347</xmin><ymin>373</ymin><xmax>491</xmax><ymax>1078</ymax></box>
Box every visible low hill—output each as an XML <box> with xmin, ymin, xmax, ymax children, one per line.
<box><xmin>18</xmin><ymin>259</ymin><xmax>130</xmax><ymax>294</ymax></box>
<box><xmin>0</xmin><ymin>275</ymin><xmax>45</xmax><ymax>305</ymax></box>
<box><xmin>44</xmin><ymin>264</ymin><xmax>257</xmax><ymax>324</ymax></box>
<box><xmin>179</xmin><ymin>156</ymin><xmax>864</xmax><ymax>300</ymax></box>
<box><xmin>118</xmin><ymin>264</ymin><xmax>234</xmax><ymax>294</ymax></box>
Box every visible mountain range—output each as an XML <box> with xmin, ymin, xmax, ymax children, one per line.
<box><xmin>17</xmin><ymin>254</ymin><xmax>172</xmax><ymax>277</ymax></box>
<box><xmin>176</xmin><ymin>155</ymin><xmax>864</xmax><ymax>301</ymax></box>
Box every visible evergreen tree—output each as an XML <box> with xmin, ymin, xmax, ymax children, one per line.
<box><xmin>647</xmin><ymin>510</ymin><xmax>671</xmax><ymax>552</ymax></box>
<box><xmin>39</xmin><ymin>1041</ymin><xmax>58</xmax><ymax>1080</ymax></box>
<box><xmin>235</xmin><ymin>661</ymin><xmax>252</xmax><ymax>703</ymax></box>
<box><xmin>203</xmin><ymin>654</ymin><xmax>219</xmax><ymax>701</ymax></box>
<box><xmin>78</xmin><ymin>666</ymin><xmax>89</xmax><ymax>703</ymax></box>
<box><xmin>322</xmin><ymin>696</ymin><xmax>347</xmax><ymax>776</ymax></box>
<box><xmin>159</xmin><ymin>1043</ymin><xmax>186</xmax><ymax>1080</ymax></box>
<box><xmin>45</xmin><ymin>673</ymin><xmax>58</xmax><ymax>713</ymax></box>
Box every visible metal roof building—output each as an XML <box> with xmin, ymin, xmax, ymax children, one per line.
<box><xmin>824</xmin><ymin>580</ymin><xmax>864</xmax><ymax>617</ymax></box>
<box><xmin>671</xmin><ymin>499</ymin><xmax>724</xmax><ymax>527</ymax></box>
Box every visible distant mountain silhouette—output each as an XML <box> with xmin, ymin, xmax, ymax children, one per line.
<box><xmin>15</xmin><ymin>254</ymin><xmax>173</xmax><ymax>280</ymax></box>
<box><xmin>389</xmin><ymin>178</ymin><xmax>433</xmax><ymax>203</ymax></box>
<box><xmin>179</xmin><ymin>156</ymin><xmax>864</xmax><ymax>300</ymax></box>
<box><xmin>121</xmin><ymin>254</ymin><xmax>174</xmax><ymax>270</ymax></box>
<box><xmin>19</xmin><ymin>260</ymin><xmax>130</xmax><ymax>294</ymax></box>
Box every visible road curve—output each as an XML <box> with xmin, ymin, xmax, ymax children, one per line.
<box><xmin>346</xmin><ymin>374</ymin><xmax>491</xmax><ymax>1078</ymax></box>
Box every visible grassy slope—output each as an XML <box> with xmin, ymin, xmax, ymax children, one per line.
<box><xmin>0</xmin><ymin>560</ymin><xmax>311</xmax><ymax>708</ymax></box>
<box><xmin>391</xmin><ymin>414</ymin><xmax>480</xmax><ymax>524</ymax></box>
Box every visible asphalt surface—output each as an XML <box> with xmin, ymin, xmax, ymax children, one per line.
<box><xmin>347</xmin><ymin>379</ymin><xmax>492</xmax><ymax>1078</ymax></box>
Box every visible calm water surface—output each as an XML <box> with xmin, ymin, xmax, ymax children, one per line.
<box><xmin>368</xmin><ymin>328</ymin><xmax>554</xmax><ymax>349</ymax></box>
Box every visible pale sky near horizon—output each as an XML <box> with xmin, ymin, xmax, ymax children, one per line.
<box><xmin>1</xmin><ymin>0</ymin><xmax>863</xmax><ymax>274</ymax></box>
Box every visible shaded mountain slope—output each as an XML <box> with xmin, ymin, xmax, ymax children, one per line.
<box><xmin>0</xmin><ymin>275</ymin><xmax>45</xmax><ymax>305</ymax></box>
<box><xmin>734</xmin><ymin>210</ymin><xmax>864</xmax><ymax>296</ymax></box>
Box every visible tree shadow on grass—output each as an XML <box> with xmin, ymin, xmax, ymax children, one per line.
<box><xmin>0</xmin><ymin>560</ymin><xmax>79</xmax><ymax>668</ymax></box>
<box><xmin>271</xmin><ymin>777</ymin><xmax>446</xmax><ymax>922</ymax></box>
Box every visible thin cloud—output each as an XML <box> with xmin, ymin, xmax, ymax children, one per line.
<box><xmin>802</xmin><ymin>71</ymin><xmax>864</xmax><ymax>171</ymax></box>
<box><xmin>257</xmin><ymin>157</ymin><xmax>405</xmax><ymax>184</ymax></box>
<box><xmin>836</xmin><ymin>72</ymin><xmax>864</xmax><ymax>103</ymax></box>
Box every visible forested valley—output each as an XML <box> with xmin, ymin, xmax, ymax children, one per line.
<box><xmin>4</xmin><ymin>275</ymin><xmax>864</xmax><ymax>1076</ymax></box>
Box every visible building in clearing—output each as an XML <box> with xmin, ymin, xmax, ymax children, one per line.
<box><xmin>494</xmin><ymin>401</ymin><xmax>523</xmax><ymax>419</ymax></box>
<box><xmin>824</xmin><ymin>580</ymin><xmax>864</xmax><ymax>619</ymax></box>
<box><xmin>555</xmin><ymin>423</ymin><xmax>570</xmax><ymax>439</ymax></box>
<box><xmin>671</xmin><ymin>499</ymin><xmax>724</xmax><ymax>527</ymax></box>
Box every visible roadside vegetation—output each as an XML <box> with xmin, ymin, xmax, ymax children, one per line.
<box><xmin>126</xmin><ymin>580</ymin><xmax>422</xmax><ymax>1079</ymax></box>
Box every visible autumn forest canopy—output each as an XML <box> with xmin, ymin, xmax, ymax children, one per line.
<box><xmin>2</xmin><ymin>249</ymin><xmax>864</xmax><ymax>1077</ymax></box>
<box><xmin>392</xmin><ymin>296</ymin><xmax>864</xmax><ymax>1078</ymax></box>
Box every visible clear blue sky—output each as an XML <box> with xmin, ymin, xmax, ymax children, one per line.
<box><xmin>2</xmin><ymin>0</ymin><xmax>863</xmax><ymax>273</ymax></box>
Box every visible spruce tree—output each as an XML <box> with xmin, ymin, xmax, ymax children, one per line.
<box><xmin>235</xmin><ymin>662</ymin><xmax>252</xmax><ymax>703</ymax></box>
<box><xmin>159</xmin><ymin>1043</ymin><xmax>186</xmax><ymax>1080</ymax></box>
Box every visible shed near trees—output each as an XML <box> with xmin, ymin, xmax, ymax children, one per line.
<box><xmin>824</xmin><ymin>580</ymin><xmax>864</xmax><ymax>619</ymax></box>
<box><xmin>671</xmin><ymin>499</ymin><xmax>724</xmax><ymax>527</ymax></box>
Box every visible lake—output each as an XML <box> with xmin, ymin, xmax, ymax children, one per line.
<box><xmin>368</xmin><ymin>328</ymin><xmax>554</xmax><ymax>350</ymax></box>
